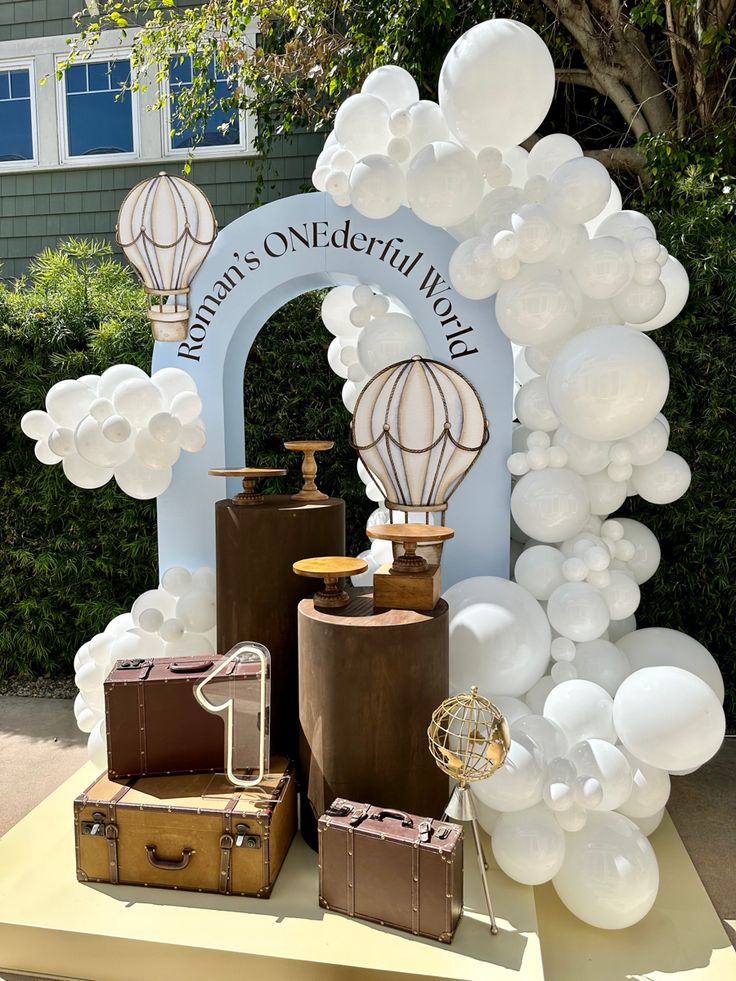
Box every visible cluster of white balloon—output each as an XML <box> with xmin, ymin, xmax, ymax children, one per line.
<box><xmin>20</xmin><ymin>365</ymin><xmax>206</xmax><ymax>499</ymax></box>
<box><xmin>74</xmin><ymin>566</ymin><xmax>217</xmax><ymax>767</ymax></box>
<box><xmin>316</xmin><ymin>17</ymin><xmax>725</xmax><ymax>930</ymax></box>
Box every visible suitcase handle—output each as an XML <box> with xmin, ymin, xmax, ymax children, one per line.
<box><xmin>145</xmin><ymin>845</ymin><xmax>195</xmax><ymax>870</ymax></box>
<box><xmin>168</xmin><ymin>660</ymin><xmax>215</xmax><ymax>674</ymax></box>
<box><xmin>372</xmin><ymin>809</ymin><xmax>413</xmax><ymax>828</ymax></box>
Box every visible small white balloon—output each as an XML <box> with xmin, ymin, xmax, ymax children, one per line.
<box><xmin>601</xmin><ymin>570</ymin><xmax>641</xmax><ymax>620</ymax></box>
<box><xmin>357</xmin><ymin>313</ymin><xmax>430</xmax><ymax>375</ymax></box>
<box><xmin>101</xmin><ymin>415</ymin><xmax>132</xmax><ymax>444</ymax></box>
<box><xmin>514</xmin><ymin>377</ymin><xmax>559</xmax><ymax>432</ymax></box>
<box><xmin>148</xmin><ymin>411</ymin><xmax>182</xmax><ymax>444</ymax></box>
<box><xmin>573</xmin><ymin>639</ymin><xmax>631</xmax><ymax>696</ymax></box>
<box><xmin>20</xmin><ymin>409</ymin><xmax>55</xmax><ymax>440</ymax></box>
<box><xmin>616</xmin><ymin>627</ymin><xmax>724</xmax><ymax>702</ymax></box>
<box><xmin>514</xmin><ymin>545</ymin><xmax>566</xmax><ymax>600</ymax></box>
<box><xmin>631</xmin><ymin>451</ymin><xmax>691</xmax><ymax>504</ymax></box>
<box><xmin>48</xmin><ymin>427</ymin><xmax>75</xmax><ymax>457</ymax></box>
<box><xmin>114</xmin><ymin>457</ymin><xmax>172</xmax><ymax>499</ymax></box>
<box><xmin>179</xmin><ymin>422</ymin><xmax>207</xmax><ymax>453</ymax></box>
<box><xmin>547</xmin><ymin>582</ymin><xmax>610</xmax><ymax>642</ymax></box>
<box><xmin>62</xmin><ymin>453</ymin><xmax>113</xmax><ymax>489</ymax></box>
<box><xmin>45</xmin><ymin>379</ymin><xmax>96</xmax><ymax>429</ymax></box>
<box><xmin>544</xmin><ymin>680</ymin><xmax>616</xmax><ymax>744</ymax></box>
<box><xmin>176</xmin><ymin>591</ymin><xmax>216</xmax><ymax>633</ymax></box>
<box><xmin>471</xmin><ymin>734</ymin><xmax>545</xmax><ymax>812</ymax></box>
<box><xmin>495</xmin><ymin>264</ymin><xmax>580</xmax><ymax>347</ymax></box>
<box><xmin>334</xmin><ymin>93</ymin><xmax>391</xmax><ymax>158</ymax></box>
<box><xmin>361</xmin><ymin>65</ymin><xmax>419</xmax><ymax>113</ymax></box>
<box><xmin>572</xmin><ymin>237</ymin><xmax>634</xmax><ymax>299</ymax></box>
<box><xmin>511</xmin><ymin>469</ymin><xmax>590</xmax><ymax>544</ymax></box>
<box><xmin>135</xmin><ymin>429</ymin><xmax>181</xmax><ymax>470</ymax></box>
<box><xmin>547</xmin><ymin>157</ymin><xmax>612</xmax><ymax>225</ymax></box>
<box><xmin>170</xmin><ymin>391</ymin><xmax>202</xmax><ymax>426</ymax></box>
<box><xmin>349</xmin><ymin>154</ymin><xmax>405</xmax><ymax>220</ymax></box>
<box><xmin>567</xmin><ymin>738</ymin><xmax>633</xmax><ymax>811</ymax></box>
<box><xmin>553</xmin><ymin>427</ymin><xmax>611</xmax><ymax>476</ymax></box>
<box><xmin>99</xmin><ymin>364</ymin><xmax>148</xmax><ymax>400</ymax></box>
<box><xmin>492</xmin><ymin>804</ymin><xmax>566</xmax><ymax>885</ymax></box>
<box><xmin>527</xmin><ymin>134</ymin><xmax>582</xmax><ymax>179</ymax></box>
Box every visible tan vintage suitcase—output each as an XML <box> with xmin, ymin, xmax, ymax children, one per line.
<box><xmin>318</xmin><ymin>799</ymin><xmax>463</xmax><ymax>943</ymax></box>
<box><xmin>74</xmin><ymin>758</ymin><xmax>295</xmax><ymax>898</ymax></box>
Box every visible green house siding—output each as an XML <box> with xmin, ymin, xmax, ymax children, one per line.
<box><xmin>0</xmin><ymin>135</ymin><xmax>323</xmax><ymax>280</ymax></box>
<box><xmin>0</xmin><ymin>1</ymin><xmax>80</xmax><ymax>42</ymax></box>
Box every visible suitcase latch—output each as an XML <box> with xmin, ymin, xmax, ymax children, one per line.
<box><xmin>119</xmin><ymin>658</ymin><xmax>146</xmax><ymax>669</ymax></box>
<box><xmin>418</xmin><ymin>821</ymin><xmax>433</xmax><ymax>843</ymax></box>
<box><xmin>82</xmin><ymin>812</ymin><xmax>108</xmax><ymax>836</ymax></box>
<box><xmin>234</xmin><ymin>823</ymin><xmax>261</xmax><ymax>848</ymax></box>
<box><xmin>436</xmin><ymin>825</ymin><xmax>451</xmax><ymax>840</ymax></box>
<box><xmin>325</xmin><ymin>802</ymin><xmax>353</xmax><ymax>818</ymax></box>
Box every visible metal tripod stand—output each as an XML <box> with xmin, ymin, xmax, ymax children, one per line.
<box><xmin>443</xmin><ymin>782</ymin><xmax>498</xmax><ymax>935</ymax></box>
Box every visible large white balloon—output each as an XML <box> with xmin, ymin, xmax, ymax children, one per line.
<box><xmin>547</xmin><ymin>582</ymin><xmax>610</xmax><ymax>642</ymax></box>
<box><xmin>356</xmin><ymin>313</ymin><xmax>430</xmax><ymax>374</ymax></box>
<box><xmin>572</xmin><ymin>237</ymin><xmax>634</xmax><ymax>299</ymax></box>
<box><xmin>613</xmin><ymin>520</ymin><xmax>660</xmax><ymax>584</ymax></box>
<box><xmin>552</xmin><ymin>811</ymin><xmax>659</xmax><ymax>929</ymax></box>
<box><xmin>527</xmin><ymin>134</ymin><xmax>582</xmax><ymax>179</ymax></box>
<box><xmin>514</xmin><ymin>545</ymin><xmax>566</xmax><ymax>600</ymax></box>
<box><xmin>405</xmin><ymin>100</ymin><xmax>452</xmax><ymax>153</ymax></box>
<box><xmin>362</xmin><ymin>65</ymin><xmax>419</xmax><ymax>113</ymax></box>
<box><xmin>445</xmin><ymin>576</ymin><xmax>551</xmax><ymax>696</ymax></box>
<box><xmin>553</xmin><ymin>428</ymin><xmax>611</xmax><ymax>476</ymax></box>
<box><xmin>511</xmin><ymin>469</ymin><xmax>590</xmax><ymax>543</ymax></box>
<box><xmin>567</xmin><ymin>739</ymin><xmax>633</xmax><ymax>811</ymax></box>
<box><xmin>613</xmin><ymin>666</ymin><xmax>725</xmax><ymax>771</ymax></box>
<box><xmin>544</xmin><ymin>680</ymin><xmax>616</xmax><ymax>744</ymax></box>
<box><xmin>74</xmin><ymin>417</ymin><xmax>135</xmax><ymax>468</ymax></box>
<box><xmin>438</xmin><ymin>19</ymin><xmax>555</xmax><ymax>150</ymax></box>
<box><xmin>62</xmin><ymin>453</ymin><xmax>113</xmax><ymax>489</ymax></box>
<box><xmin>321</xmin><ymin>286</ymin><xmax>360</xmax><ymax>339</ymax></box>
<box><xmin>471</xmin><ymin>733</ymin><xmax>545</xmax><ymax>812</ymax></box>
<box><xmin>514</xmin><ymin>377</ymin><xmax>559</xmax><ymax>431</ymax></box>
<box><xmin>573</xmin><ymin>639</ymin><xmax>631</xmax><ymax>696</ymax></box>
<box><xmin>45</xmin><ymin>379</ymin><xmax>96</xmax><ymax>429</ymax></box>
<box><xmin>112</xmin><ymin>378</ymin><xmax>163</xmax><ymax>427</ymax></box>
<box><xmin>547</xmin><ymin>326</ymin><xmax>670</xmax><ymax>441</ymax></box>
<box><xmin>406</xmin><ymin>141</ymin><xmax>484</xmax><ymax>227</ymax></box>
<box><xmin>584</xmin><ymin>469</ymin><xmax>627</xmax><ymax>516</ymax></box>
<box><xmin>349</xmin><ymin>154</ymin><xmax>405</xmax><ymax>219</ymax></box>
<box><xmin>623</xmin><ymin>418</ymin><xmax>668</xmax><ymax>466</ymax></box>
<box><xmin>334</xmin><ymin>93</ymin><xmax>391</xmax><ymax>157</ymax></box>
<box><xmin>492</xmin><ymin>804</ymin><xmax>565</xmax><ymax>884</ymax></box>
<box><xmin>449</xmin><ymin>238</ymin><xmax>501</xmax><ymax>299</ymax></box>
<box><xmin>114</xmin><ymin>457</ymin><xmax>172</xmax><ymax>500</ymax></box>
<box><xmin>616</xmin><ymin>628</ymin><xmax>724</xmax><ymax>702</ymax></box>
<box><xmin>547</xmin><ymin>157</ymin><xmax>612</xmax><ymax>225</ymax></box>
<box><xmin>495</xmin><ymin>264</ymin><xmax>579</xmax><ymax>346</ymax></box>
<box><xmin>631</xmin><ymin>451</ymin><xmax>691</xmax><ymax>504</ymax></box>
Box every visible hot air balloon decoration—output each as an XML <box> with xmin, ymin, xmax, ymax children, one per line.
<box><xmin>116</xmin><ymin>172</ymin><xmax>217</xmax><ymax>342</ymax></box>
<box><xmin>351</xmin><ymin>356</ymin><xmax>489</xmax><ymax>567</ymax></box>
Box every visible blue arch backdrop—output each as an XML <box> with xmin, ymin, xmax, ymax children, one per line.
<box><xmin>152</xmin><ymin>192</ymin><xmax>513</xmax><ymax>588</ymax></box>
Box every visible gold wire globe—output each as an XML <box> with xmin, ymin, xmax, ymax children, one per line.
<box><xmin>427</xmin><ymin>687</ymin><xmax>511</xmax><ymax>784</ymax></box>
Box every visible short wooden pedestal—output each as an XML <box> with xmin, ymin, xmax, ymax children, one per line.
<box><xmin>215</xmin><ymin>495</ymin><xmax>345</xmax><ymax>759</ymax></box>
<box><xmin>373</xmin><ymin>563</ymin><xmax>442</xmax><ymax>611</ymax></box>
<box><xmin>298</xmin><ymin>588</ymin><xmax>449</xmax><ymax>849</ymax></box>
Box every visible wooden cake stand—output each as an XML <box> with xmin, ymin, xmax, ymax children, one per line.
<box><xmin>208</xmin><ymin>466</ymin><xmax>287</xmax><ymax>506</ymax></box>
<box><xmin>293</xmin><ymin>556</ymin><xmax>367</xmax><ymax>609</ymax></box>
<box><xmin>366</xmin><ymin>523</ymin><xmax>455</xmax><ymax>573</ymax></box>
<box><xmin>284</xmin><ymin>440</ymin><xmax>334</xmax><ymax>501</ymax></box>
<box><xmin>367</xmin><ymin>524</ymin><xmax>455</xmax><ymax>611</ymax></box>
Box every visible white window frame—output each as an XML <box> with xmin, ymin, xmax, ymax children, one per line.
<box><xmin>0</xmin><ymin>57</ymin><xmax>39</xmax><ymax>171</ymax></box>
<box><xmin>56</xmin><ymin>49</ymin><xmax>141</xmax><ymax>166</ymax></box>
<box><xmin>160</xmin><ymin>52</ymin><xmax>255</xmax><ymax>160</ymax></box>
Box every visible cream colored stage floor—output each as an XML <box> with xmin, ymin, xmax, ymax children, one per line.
<box><xmin>0</xmin><ymin>763</ymin><xmax>733</xmax><ymax>981</ymax></box>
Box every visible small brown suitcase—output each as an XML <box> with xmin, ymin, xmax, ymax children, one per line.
<box><xmin>74</xmin><ymin>758</ymin><xmax>295</xmax><ymax>898</ymax></box>
<box><xmin>318</xmin><ymin>799</ymin><xmax>463</xmax><ymax>943</ymax></box>
<box><xmin>104</xmin><ymin>653</ymin><xmax>269</xmax><ymax>779</ymax></box>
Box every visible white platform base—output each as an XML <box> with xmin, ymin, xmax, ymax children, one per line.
<box><xmin>0</xmin><ymin>763</ymin><xmax>733</xmax><ymax>981</ymax></box>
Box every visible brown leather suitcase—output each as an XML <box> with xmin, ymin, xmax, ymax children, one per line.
<box><xmin>104</xmin><ymin>653</ymin><xmax>269</xmax><ymax>779</ymax></box>
<box><xmin>74</xmin><ymin>758</ymin><xmax>295</xmax><ymax>898</ymax></box>
<box><xmin>318</xmin><ymin>799</ymin><xmax>463</xmax><ymax>944</ymax></box>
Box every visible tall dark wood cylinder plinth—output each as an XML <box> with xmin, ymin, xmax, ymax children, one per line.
<box><xmin>215</xmin><ymin>495</ymin><xmax>345</xmax><ymax>760</ymax></box>
<box><xmin>298</xmin><ymin>588</ymin><xmax>449</xmax><ymax>849</ymax></box>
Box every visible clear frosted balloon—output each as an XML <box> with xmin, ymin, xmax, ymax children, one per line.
<box><xmin>349</xmin><ymin>154</ymin><xmax>405</xmax><ymax>219</ymax></box>
<box><xmin>21</xmin><ymin>409</ymin><xmax>54</xmax><ymax>440</ymax></box>
<box><xmin>511</xmin><ymin>468</ymin><xmax>590</xmax><ymax>544</ymax></box>
<box><xmin>512</xmin><ymin>715</ymin><xmax>568</xmax><ymax>761</ymax></box>
<box><xmin>495</xmin><ymin>264</ymin><xmax>580</xmax><ymax>346</ymax></box>
<box><xmin>544</xmin><ymin>679</ymin><xmax>616</xmax><ymax>744</ymax></box>
<box><xmin>616</xmin><ymin>627</ymin><xmax>724</xmax><ymax>702</ymax></box>
<box><xmin>552</xmin><ymin>428</ymin><xmax>610</xmax><ymax>476</ymax></box>
<box><xmin>568</xmin><ymin>739</ymin><xmax>633</xmax><ymax>811</ymax></box>
<box><xmin>334</xmin><ymin>93</ymin><xmax>391</xmax><ymax>158</ymax></box>
<box><xmin>98</xmin><ymin>364</ymin><xmax>148</xmax><ymax>400</ymax></box>
<box><xmin>62</xmin><ymin>452</ymin><xmax>113</xmax><ymax>489</ymax></box>
<box><xmin>445</xmin><ymin>576</ymin><xmax>551</xmax><ymax>697</ymax></box>
<box><xmin>613</xmin><ymin>280</ymin><xmax>666</xmax><ymax>324</ymax></box>
<box><xmin>135</xmin><ymin>429</ymin><xmax>181</xmax><ymax>469</ymax></box>
<box><xmin>169</xmin><ymin>391</ymin><xmax>202</xmax><ymax>426</ymax></box>
<box><xmin>48</xmin><ymin>427</ymin><xmax>75</xmax><ymax>457</ymax></box>
<box><xmin>552</xmin><ymin>811</ymin><xmax>659</xmax><ymax>929</ymax></box>
<box><xmin>438</xmin><ymin>19</ymin><xmax>555</xmax><ymax>150</ymax></box>
<box><xmin>112</xmin><ymin>377</ymin><xmax>163</xmax><ymax>427</ymax></box>
<box><xmin>525</xmin><ymin>675</ymin><xmax>555</xmax><ymax>715</ymax></box>
<box><xmin>114</xmin><ymin>457</ymin><xmax>172</xmax><ymax>500</ymax></box>
<box><xmin>547</xmin><ymin>582</ymin><xmax>610</xmax><ymax>642</ymax></box>
<box><xmin>527</xmin><ymin>134</ymin><xmax>582</xmax><ymax>179</ymax></box>
<box><xmin>406</xmin><ymin>141</ymin><xmax>484</xmax><ymax>227</ymax></box>
<box><xmin>449</xmin><ymin>238</ymin><xmax>501</xmax><ymax>299</ymax></box>
<box><xmin>595</xmin><ymin>209</ymin><xmax>656</xmax><ymax>244</ymax></box>
<box><xmin>138</xmin><ymin>608</ymin><xmax>164</xmax><ymax>633</ymax></box>
<box><xmin>547</xmin><ymin>326</ymin><xmax>669</xmax><ymax>442</ymax></box>
<box><xmin>617</xmin><ymin>748</ymin><xmax>671</xmax><ymax>819</ymax></box>
<box><xmin>613</xmin><ymin>666</ymin><xmax>725</xmax><ymax>771</ymax></box>
<box><xmin>584</xmin><ymin>469</ymin><xmax>627</xmax><ymax>516</ymax></box>
<box><xmin>356</xmin><ymin>312</ymin><xmax>429</xmax><ymax>375</ymax></box>
<box><xmin>624</xmin><ymin>418</ymin><xmax>668</xmax><ymax>467</ymax></box>
<box><xmin>547</xmin><ymin>157</ymin><xmax>612</xmax><ymax>225</ymax></box>
<box><xmin>631</xmin><ymin>451</ymin><xmax>691</xmax><ymax>504</ymax></box>
<box><xmin>514</xmin><ymin>545</ymin><xmax>566</xmax><ymax>601</ymax></box>
<box><xmin>510</xmin><ymin>205</ymin><xmax>559</xmax><ymax>263</ymax></box>
<box><xmin>362</xmin><ymin>64</ymin><xmax>419</xmax><ymax>112</ymax></box>
<box><xmin>492</xmin><ymin>804</ymin><xmax>565</xmax><ymax>885</ymax></box>
<box><xmin>45</xmin><ymin>379</ymin><xmax>96</xmax><ymax>429</ymax></box>
<box><xmin>633</xmin><ymin>255</ymin><xmax>689</xmax><ymax>331</ymax></box>
<box><xmin>572</xmin><ymin>237</ymin><xmax>634</xmax><ymax>299</ymax></box>
<box><xmin>179</xmin><ymin>421</ymin><xmax>206</xmax><ymax>453</ymax></box>
<box><xmin>471</xmin><ymin>733</ymin><xmax>545</xmax><ymax>812</ymax></box>
<box><xmin>573</xmin><ymin>639</ymin><xmax>630</xmax><ymax>696</ymax></box>
<box><xmin>88</xmin><ymin>720</ymin><xmax>108</xmax><ymax>771</ymax></box>
<box><xmin>515</xmin><ymin>378</ymin><xmax>560</xmax><ymax>432</ymax></box>
<box><xmin>327</xmin><ymin>337</ymin><xmax>350</xmax><ymax>380</ymax></box>
<box><xmin>176</xmin><ymin>590</ymin><xmax>216</xmax><ymax>633</ymax></box>
<box><xmin>489</xmin><ymin>695</ymin><xmax>532</xmax><ymax>726</ymax></box>
<box><xmin>473</xmin><ymin>798</ymin><xmax>501</xmax><ymax>836</ymax></box>
<box><xmin>601</xmin><ymin>570</ymin><xmax>640</xmax><ymax>620</ymax></box>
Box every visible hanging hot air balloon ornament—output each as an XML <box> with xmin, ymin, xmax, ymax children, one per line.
<box><xmin>352</xmin><ymin>356</ymin><xmax>489</xmax><ymax>573</ymax></box>
<box><xmin>116</xmin><ymin>172</ymin><xmax>217</xmax><ymax>342</ymax></box>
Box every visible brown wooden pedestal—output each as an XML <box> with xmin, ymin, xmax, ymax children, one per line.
<box><xmin>298</xmin><ymin>588</ymin><xmax>449</xmax><ymax>849</ymax></box>
<box><xmin>215</xmin><ymin>495</ymin><xmax>345</xmax><ymax>760</ymax></box>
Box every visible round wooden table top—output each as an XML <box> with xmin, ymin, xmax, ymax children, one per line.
<box><xmin>284</xmin><ymin>440</ymin><xmax>335</xmax><ymax>452</ymax></box>
<box><xmin>208</xmin><ymin>467</ymin><xmax>287</xmax><ymax>478</ymax></box>
<box><xmin>366</xmin><ymin>523</ymin><xmax>455</xmax><ymax>544</ymax></box>
<box><xmin>293</xmin><ymin>556</ymin><xmax>368</xmax><ymax>579</ymax></box>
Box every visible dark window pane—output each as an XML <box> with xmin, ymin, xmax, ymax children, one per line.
<box><xmin>168</xmin><ymin>55</ymin><xmax>240</xmax><ymax>150</ymax></box>
<box><xmin>66</xmin><ymin>64</ymin><xmax>87</xmax><ymax>94</ymax></box>
<box><xmin>0</xmin><ymin>99</ymin><xmax>33</xmax><ymax>161</ymax></box>
<box><xmin>110</xmin><ymin>60</ymin><xmax>129</xmax><ymax>89</ymax></box>
<box><xmin>88</xmin><ymin>61</ymin><xmax>110</xmax><ymax>91</ymax></box>
<box><xmin>169</xmin><ymin>56</ymin><xmax>192</xmax><ymax>87</ymax></box>
<box><xmin>67</xmin><ymin>89</ymin><xmax>133</xmax><ymax>156</ymax></box>
<box><xmin>0</xmin><ymin>73</ymin><xmax>9</xmax><ymax>102</ymax></box>
<box><xmin>10</xmin><ymin>70</ymin><xmax>30</xmax><ymax>99</ymax></box>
